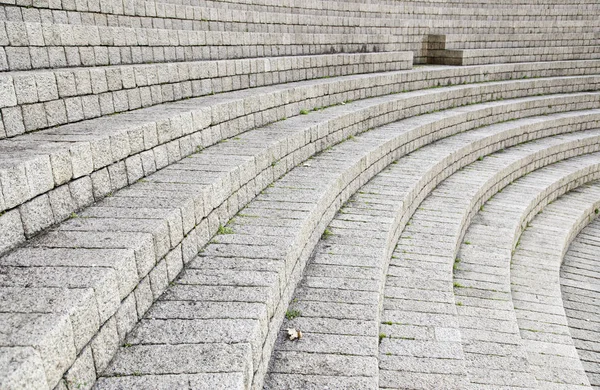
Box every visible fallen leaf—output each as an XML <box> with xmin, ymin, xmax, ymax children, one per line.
<box><xmin>287</xmin><ymin>328</ymin><xmax>302</xmax><ymax>341</ymax></box>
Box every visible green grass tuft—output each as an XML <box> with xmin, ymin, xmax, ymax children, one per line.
<box><xmin>217</xmin><ymin>225</ymin><xmax>234</xmax><ymax>235</ymax></box>
<box><xmin>285</xmin><ymin>309</ymin><xmax>301</xmax><ymax>320</ymax></box>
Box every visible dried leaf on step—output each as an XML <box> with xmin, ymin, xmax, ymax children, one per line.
<box><xmin>287</xmin><ymin>328</ymin><xmax>302</xmax><ymax>341</ymax></box>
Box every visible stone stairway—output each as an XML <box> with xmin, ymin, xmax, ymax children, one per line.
<box><xmin>2</xmin><ymin>0</ymin><xmax>600</xmax><ymax>389</ymax></box>
<box><xmin>561</xmin><ymin>218</ymin><xmax>600</xmax><ymax>389</ymax></box>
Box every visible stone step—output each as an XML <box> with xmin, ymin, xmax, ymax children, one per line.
<box><xmin>430</xmin><ymin>33</ymin><xmax>600</xmax><ymax>51</ymax></box>
<box><xmin>0</xmin><ymin>3</ymin><xmax>429</xmax><ymax>33</ymax></box>
<box><xmin>509</xmin><ymin>183</ymin><xmax>600</xmax><ymax>388</ymax></box>
<box><xmin>264</xmin><ymin>109</ymin><xmax>600</xmax><ymax>388</ymax></box>
<box><xmin>429</xmin><ymin>46</ymin><xmax>600</xmax><ymax>66</ymax></box>
<box><xmin>380</xmin><ymin>140</ymin><xmax>600</xmax><ymax>390</ymax></box>
<box><xmin>4</xmin><ymin>2</ymin><xmax>598</xmax><ymax>71</ymax></box>
<box><xmin>454</xmin><ymin>156</ymin><xmax>600</xmax><ymax>388</ymax></box>
<box><xmin>92</xmin><ymin>92</ymin><xmax>417</xmax><ymax>390</ymax></box>
<box><xmin>9</xmin><ymin>0</ymin><xmax>598</xmax><ymax>24</ymax></box>
<box><xmin>0</xmin><ymin>51</ymin><xmax>413</xmax><ymax>134</ymax></box>
<box><xmin>93</xmin><ymin>110</ymin><xmax>600</xmax><ymax>389</ymax></box>
<box><xmin>2</xmin><ymin>68</ymin><xmax>597</xmax><ymax>252</ymax></box>
<box><xmin>2</xmin><ymin>80</ymin><xmax>595</xmax><ymax>390</ymax></box>
<box><xmin>0</xmin><ymin>19</ymin><xmax>410</xmax><ymax>72</ymax></box>
<box><xmin>166</xmin><ymin>0</ymin><xmax>600</xmax><ymax>21</ymax></box>
<box><xmin>561</xmin><ymin>218</ymin><xmax>600</xmax><ymax>389</ymax></box>
<box><xmin>6</xmin><ymin>2</ymin><xmax>595</xmax><ymax>39</ymax></box>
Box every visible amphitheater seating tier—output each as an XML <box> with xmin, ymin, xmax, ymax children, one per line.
<box><xmin>1</xmin><ymin>0</ymin><xmax>600</xmax><ymax>389</ymax></box>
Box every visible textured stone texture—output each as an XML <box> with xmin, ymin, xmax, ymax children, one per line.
<box><xmin>1</xmin><ymin>1</ymin><xmax>600</xmax><ymax>389</ymax></box>
<box><xmin>561</xmin><ymin>218</ymin><xmax>600</xmax><ymax>389</ymax></box>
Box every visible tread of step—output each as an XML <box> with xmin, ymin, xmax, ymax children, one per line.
<box><xmin>0</xmin><ymin>52</ymin><xmax>412</xmax><ymax>134</ymax></box>
<box><xmin>94</xmin><ymin>109</ymin><xmax>600</xmax><ymax>390</ymax></box>
<box><xmin>380</xmin><ymin>140</ymin><xmax>600</xmax><ymax>389</ymax></box>
<box><xmin>430</xmin><ymin>46</ymin><xmax>600</xmax><ymax>66</ymax></box>
<box><xmin>561</xmin><ymin>218</ymin><xmax>600</xmax><ymax>388</ymax></box>
<box><xmin>455</xmin><ymin>156</ymin><xmax>600</xmax><ymax>388</ymax></box>
<box><xmin>264</xmin><ymin>109</ymin><xmax>600</xmax><ymax>389</ymax></box>
<box><xmin>2</xmin><ymin>88</ymin><xmax>600</xmax><ymax>390</ymax></box>
<box><xmin>2</xmin><ymin>77</ymin><xmax>599</xmax><ymax>389</ymax></box>
<box><xmin>2</xmin><ymin>70</ymin><xmax>600</xmax><ymax>253</ymax></box>
<box><xmin>510</xmin><ymin>183</ymin><xmax>600</xmax><ymax>389</ymax></box>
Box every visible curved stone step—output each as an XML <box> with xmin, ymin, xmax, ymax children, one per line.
<box><xmin>264</xmin><ymin>110</ymin><xmax>600</xmax><ymax>389</ymax></box>
<box><xmin>2</xmin><ymin>71</ymin><xmax>600</xmax><ymax>254</ymax></box>
<box><xmin>150</xmin><ymin>0</ymin><xmax>600</xmax><ymax>21</ymax></box>
<box><xmin>92</xmin><ymin>97</ymin><xmax>416</xmax><ymax>390</ymax></box>
<box><xmin>8</xmin><ymin>0</ymin><xmax>596</xmax><ymax>36</ymax></box>
<box><xmin>93</xmin><ymin>111</ymin><xmax>600</xmax><ymax>389</ymax></box>
<box><xmin>454</xmin><ymin>154</ymin><xmax>600</xmax><ymax>388</ymax></box>
<box><xmin>510</xmin><ymin>183</ymin><xmax>600</xmax><ymax>389</ymax></box>
<box><xmin>380</xmin><ymin>143</ymin><xmax>600</xmax><ymax>390</ymax></box>
<box><xmin>0</xmin><ymin>52</ymin><xmax>412</xmax><ymax>134</ymax></box>
<box><xmin>561</xmin><ymin>218</ymin><xmax>600</xmax><ymax>388</ymax></box>
<box><xmin>6</xmin><ymin>1</ymin><xmax>597</xmax><ymax>65</ymax></box>
<box><xmin>430</xmin><ymin>46</ymin><xmax>600</xmax><ymax>66</ymax></box>
<box><xmin>430</xmin><ymin>33</ymin><xmax>600</xmax><ymax>50</ymax></box>
<box><xmin>0</xmin><ymin>19</ymin><xmax>409</xmax><ymax>72</ymax></box>
<box><xmin>2</xmin><ymin>78</ymin><xmax>600</xmax><ymax>389</ymax></box>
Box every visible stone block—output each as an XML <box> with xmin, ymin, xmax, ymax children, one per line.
<box><xmin>12</xmin><ymin>74</ymin><xmax>36</xmax><ymax>105</ymax></box>
<box><xmin>2</xmin><ymin>106</ymin><xmax>25</xmax><ymax>136</ymax></box>
<box><xmin>69</xmin><ymin>176</ymin><xmax>93</xmax><ymax>209</ymax></box>
<box><xmin>56</xmin><ymin>71</ymin><xmax>78</xmax><ymax>98</ymax></box>
<box><xmin>20</xmin><ymin>194</ymin><xmax>54</xmax><ymax>237</ymax></box>
<box><xmin>48</xmin><ymin>184</ymin><xmax>76</xmax><ymax>222</ymax></box>
<box><xmin>91</xmin><ymin>318</ymin><xmax>119</xmax><ymax>374</ymax></box>
<box><xmin>44</xmin><ymin>99</ymin><xmax>68</xmax><ymax>127</ymax></box>
<box><xmin>0</xmin><ymin>209</ymin><xmax>26</xmax><ymax>254</ymax></box>
<box><xmin>0</xmin><ymin>163</ymin><xmax>30</xmax><ymax>209</ymax></box>
<box><xmin>91</xmin><ymin>168</ymin><xmax>112</xmax><ymax>199</ymax></box>
<box><xmin>165</xmin><ymin>244</ymin><xmax>183</xmax><ymax>280</ymax></box>
<box><xmin>64</xmin><ymin>346</ymin><xmax>96</xmax><ymax>390</ymax></box>
<box><xmin>134</xmin><ymin>276</ymin><xmax>153</xmax><ymax>318</ymax></box>
<box><xmin>0</xmin><ymin>347</ymin><xmax>47</xmax><ymax>390</ymax></box>
<box><xmin>25</xmin><ymin>154</ymin><xmax>54</xmax><ymax>197</ymax></box>
<box><xmin>108</xmin><ymin>161</ymin><xmax>128</xmax><ymax>191</ymax></box>
<box><xmin>35</xmin><ymin>73</ymin><xmax>59</xmax><ymax>102</ymax></box>
<box><xmin>4</xmin><ymin>47</ymin><xmax>31</xmax><ymax>70</ymax></box>
<box><xmin>22</xmin><ymin>102</ymin><xmax>48</xmax><ymax>131</ymax></box>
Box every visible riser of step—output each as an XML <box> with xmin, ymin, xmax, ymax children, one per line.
<box><xmin>509</xmin><ymin>184</ymin><xmax>600</xmax><ymax>388</ymax></box>
<box><xmin>0</xmin><ymin>19</ymin><xmax>411</xmax><ymax>71</ymax></box>
<box><xmin>0</xmin><ymin>87</ymin><xmax>593</xmax><ymax>390</ymax></box>
<box><xmin>429</xmin><ymin>33</ymin><xmax>600</xmax><ymax>50</ymax></box>
<box><xmin>5</xmin><ymin>2</ymin><xmax>598</xmax><ymax>49</ymax></box>
<box><xmin>6</xmin><ymin>0</ymin><xmax>598</xmax><ymax>25</ymax></box>
<box><xmin>265</xmin><ymin>112</ymin><xmax>600</xmax><ymax>388</ymax></box>
<box><xmin>0</xmin><ymin>52</ymin><xmax>412</xmax><ymax>135</ymax></box>
<box><xmin>430</xmin><ymin>47</ymin><xmax>600</xmax><ymax>66</ymax></box>
<box><xmin>100</xmin><ymin>122</ymin><xmax>598</xmax><ymax>388</ymax></box>
<box><xmin>2</xmin><ymin>71</ymin><xmax>599</xmax><ymax>255</ymax></box>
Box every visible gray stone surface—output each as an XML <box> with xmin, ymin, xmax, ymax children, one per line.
<box><xmin>1</xmin><ymin>4</ymin><xmax>600</xmax><ymax>388</ymax></box>
<box><xmin>561</xmin><ymin>219</ymin><xmax>600</xmax><ymax>389</ymax></box>
<box><xmin>508</xmin><ymin>184</ymin><xmax>600</xmax><ymax>389</ymax></box>
<box><xmin>2</xmin><ymin>63</ymin><xmax>600</xmax><ymax>253</ymax></box>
